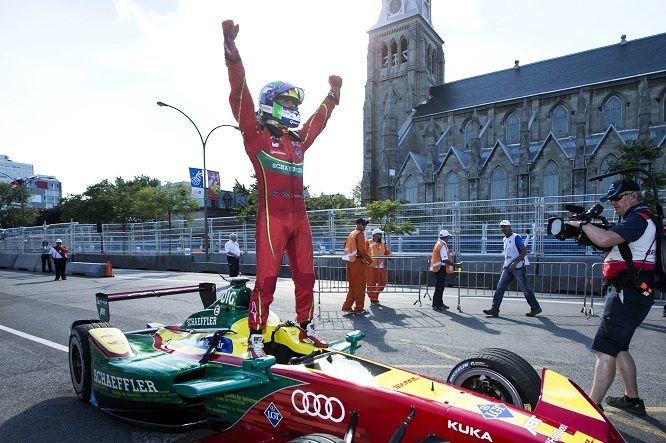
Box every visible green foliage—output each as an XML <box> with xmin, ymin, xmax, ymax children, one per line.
<box><xmin>365</xmin><ymin>199</ymin><xmax>415</xmax><ymax>236</ymax></box>
<box><xmin>232</xmin><ymin>178</ymin><xmax>258</xmax><ymax>221</ymax></box>
<box><xmin>306</xmin><ymin>193</ymin><xmax>355</xmax><ymax>211</ymax></box>
<box><xmin>351</xmin><ymin>181</ymin><xmax>362</xmax><ymax>206</ymax></box>
<box><xmin>133</xmin><ymin>182</ymin><xmax>199</xmax><ymax>225</ymax></box>
<box><xmin>0</xmin><ymin>182</ymin><xmax>38</xmax><ymax>227</ymax></box>
<box><xmin>608</xmin><ymin>138</ymin><xmax>666</xmax><ymax>212</ymax></box>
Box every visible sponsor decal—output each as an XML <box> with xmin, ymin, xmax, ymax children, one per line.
<box><xmin>291</xmin><ymin>389</ymin><xmax>345</xmax><ymax>423</ymax></box>
<box><xmin>545</xmin><ymin>424</ymin><xmax>567</xmax><ymax>443</ymax></box>
<box><xmin>271</xmin><ymin>162</ymin><xmax>303</xmax><ymax>175</ymax></box>
<box><xmin>393</xmin><ymin>376</ymin><xmax>419</xmax><ymax>390</ymax></box>
<box><xmin>93</xmin><ymin>369</ymin><xmax>158</xmax><ymax>393</ymax></box>
<box><xmin>199</xmin><ymin>335</ymin><xmax>233</xmax><ymax>353</ymax></box>
<box><xmin>447</xmin><ymin>361</ymin><xmax>470</xmax><ymax>382</ymax></box>
<box><xmin>477</xmin><ymin>403</ymin><xmax>513</xmax><ymax>419</ymax></box>
<box><xmin>294</xmin><ymin>147</ymin><xmax>302</xmax><ymax>158</ymax></box>
<box><xmin>213</xmin><ymin>305</ymin><xmax>221</xmax><ymax>316</ymax></box>
<box><xmin>269</xmin><ymin>149</ymin><xmax>286</xmax><ymax>155</ymax></box>
<box><xmin>218</xmin><ymin>288</ymin><xmax>238</xmax><ymax>307</ymax></box>
<box><xmin>522</xmin><ymin>415</ymin><xmax>542</xmax><ymax>436</ymax></box>
<box><xmin>184</xmin><ymin>316</ymin><xmax>216</xmax><ymax>327</ymax></box>
<box><xmin>448</xmin><ymin>420</ymin><xmax>493</xmax><ymax>442</ymax></box>
<box><xmin>264</xmin><ymin>402</ymin><xmax>283</xmax><ymax>427</ymax></box>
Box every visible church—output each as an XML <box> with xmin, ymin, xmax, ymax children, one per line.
<box><xmin>362</xmin><ymin>0</ymin><xmax>666</xmax><ymax>204</ymax></box>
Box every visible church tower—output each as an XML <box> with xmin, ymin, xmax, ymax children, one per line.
<box><xmin>362</xmin><ymin>0</ymin><xmax>444</xmax><ymax>203</ymax></box>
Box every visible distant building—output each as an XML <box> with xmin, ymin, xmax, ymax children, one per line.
<box><xmin>362</xmin><ymin>0</ymin><xmax>666</xmax><ymax>204</ymax></box>
<box><xmin>0</xmin><ymin>155</ymin><xmax>62</xmax><ymax>209</ymax></box>
<box><xmin>20</xmin><ymin>175</ymin><xmax>62</xmax><ymax>209</ymax></box>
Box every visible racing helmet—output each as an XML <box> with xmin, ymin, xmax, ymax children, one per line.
<box><xmin>257</xmin><ymin>81</ymin><xmax>304</xmax><ymax>128</ymax></box>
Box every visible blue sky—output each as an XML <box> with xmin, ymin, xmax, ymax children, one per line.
<box><xmin>1</xmin><ymin>0</ymin><xmax>663</xmax><ymax>198</ymax></box>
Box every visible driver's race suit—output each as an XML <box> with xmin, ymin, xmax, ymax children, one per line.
<box><xmin>226</xmin><ymin>57</ymin><xmax>337</xmax><ymax>331</ymax></box>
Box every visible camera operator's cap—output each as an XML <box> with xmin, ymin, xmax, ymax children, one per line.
<box><xmin>56</xmin><ymin>239</ymin><xmax>62</xmax><ymax>243</ymax></box>
<box><xmin>371</xmin><ymin>228</ymin><xmax>383</xmax><ymax>235</ymax></box>
<box><xmin>439</xmin><ymin>229</ymin><xmax>452</xmax><ymax>238</ymax></box>
<box><xmin>355</xmin><ymin>218</ymin><xmax>369</xmax><ymax>225</ymax></box>
<box><xmin>499</xmin><ymin>220</ymin><xmax>511</xmax><ymax>227</ymax></box>
<box><xmin>600</xmin><ymin>178</ymin><xmax>640</xmax><ymax>202</ymax></box>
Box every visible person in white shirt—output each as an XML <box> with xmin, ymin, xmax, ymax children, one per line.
<box><xmin>224</xmin><ymin>233</ymin><xmax>243</xmax><ymax>277</ymax></box>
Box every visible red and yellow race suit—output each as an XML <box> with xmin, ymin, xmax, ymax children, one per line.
<box><xmin>226</xmin><ymin>57</ymin><xmax>337</xmax><ymax>331</ymax></box>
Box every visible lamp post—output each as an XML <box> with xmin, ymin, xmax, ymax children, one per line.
<box><xmin>156</xmin><ymin>101</ymin><xmax>239</xmax><ymax>261</ymax></box>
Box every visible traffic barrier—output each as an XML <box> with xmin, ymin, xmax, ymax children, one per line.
<box><xmin>68</xmin><ymin>262</ymin><xmax>107</xmax><ymax>277</ymax></box>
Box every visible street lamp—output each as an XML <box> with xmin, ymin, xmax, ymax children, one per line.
<box><xmin>156</xmin><ymin>101</ymin><xmax>239</xmax><ymax>261</ymax></box>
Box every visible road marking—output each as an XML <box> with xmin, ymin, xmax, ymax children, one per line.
<box><xmin>0</xmin><ymin>324</ymin><xmax>68</xmax><ymax>352</ymax></box>
<box><xmin>604</xmin><ymin>409</ymin><xmax>666</xmax><ymax>437</ymax></box>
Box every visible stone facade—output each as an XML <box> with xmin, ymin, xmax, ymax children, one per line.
<box><xmin>362</xmin><ymin>0</ymin><xmax>666</xmax><ymax>204</ymax></box>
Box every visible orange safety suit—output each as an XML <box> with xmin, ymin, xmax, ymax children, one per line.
<box><xmin>341</xmin><ymin>229</ymin><xmax>371</xmax><ymax>313</ymax></box>
<box><xmin>366</xmin><ymin>239</ymin><xmax>391</xmax><ymax>302</ymax></box>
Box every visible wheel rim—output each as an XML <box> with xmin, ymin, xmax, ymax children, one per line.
<box><xmin>454</xmin><ymin>368</ymin><xmax>522</xmax><ymax>406</ymax></box>
<box><xmin>69</xmin><ymin>338</ymin><xmax>84</xmax><ymax>392</ymax></box>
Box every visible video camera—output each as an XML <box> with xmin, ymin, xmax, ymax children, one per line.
<box><xmin>547</xmin><ymin>203</ymin><xmax>611</xmax><ymax>249</ymax></box>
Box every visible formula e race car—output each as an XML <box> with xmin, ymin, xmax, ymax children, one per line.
<box><xmin>68</xmin><ymin>278</ymin><xmax>625</xmax><ymax>442</ymax></box>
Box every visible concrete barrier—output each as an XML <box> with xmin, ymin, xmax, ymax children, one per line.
<box><xmin>13</xmin><ymin>254</ymin><xmax>41</xmax><ymax>272</ymax></box>
<box><xmin>0</xmin><ymin>254</ymin><xmax>18</xmax><ymax>269</ymax></box>
<box><xmin>68</xmin><ymin>262</ymin><xmax>108</xmax><ymax>277</ymax></box>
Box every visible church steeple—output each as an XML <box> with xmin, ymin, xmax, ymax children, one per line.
<box><xmin>362</xmin><ymin>0</ymin><xmax>443</xmax><ymax>203</ymax></box>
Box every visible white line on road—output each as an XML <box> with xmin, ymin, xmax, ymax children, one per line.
<box><xmin>0</xmin><ymin>324</ymin><xmax>68</xmax><ymax>352</ymax></box>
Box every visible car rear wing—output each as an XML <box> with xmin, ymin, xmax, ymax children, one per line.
<box><xmin>95</xmin><ymin>283</ymin><xmax>216</xmax><ymax>322</ymax></box>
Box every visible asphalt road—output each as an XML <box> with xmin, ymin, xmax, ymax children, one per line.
<box><xmin>0</xmin><ymin>268</ymin><xmax>664</xmax><ymax>443</ymax></box>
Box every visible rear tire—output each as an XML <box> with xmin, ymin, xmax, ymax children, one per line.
<box><xmin>447</xmin><ymin>348</ymin><xmax>541</xmax><ymax>411</ymax></box>
<box><xmin>289</xmin><ymin>434</ymin><xmax>345</xmax><ymax>443</ymax></box>
<box><xmin>69</xmin><ymin>322</ymin><xmax>113</xmax><ymax>401</ymax></box>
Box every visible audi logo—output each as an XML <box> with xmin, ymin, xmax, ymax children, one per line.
<box><xmin>291</xmin><ymin>389</ymin><xmax>345</xmax><ymax>423</ymax></box>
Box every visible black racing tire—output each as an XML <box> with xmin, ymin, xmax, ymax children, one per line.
<box><xmin>288</xmin><ymin>433</ymin><xmax>345</xmax><ymax>443</ymax></box>
<box><xmin>447</xmin><ymin>348</ymin><xmax>541</xmax><ymax>411</ymax></box>
<box><xmin>68</xmin><ymin>322</ymin><xmax>113</xmax><ymax>401</ymax></box>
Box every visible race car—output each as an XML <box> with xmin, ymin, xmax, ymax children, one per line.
<box><xmin>68</xmin><ymin>278</ymin><xmax>625</xmax><ymax>442</ymax></box>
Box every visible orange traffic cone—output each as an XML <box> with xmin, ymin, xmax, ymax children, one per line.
<box><xmin>105</xmin><ymin>259</ymin><xmax>114</xmax><ymax>277</ymax></box>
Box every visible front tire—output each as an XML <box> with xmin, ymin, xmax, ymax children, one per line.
<box><xmin>68</xmin><ymin>322</ymin><xmax>113</xmax><ymax>401</ymax></box>
<box><xmin>447</xmin><ymin>348</ymin><xmax>541</xmax><ymax>411</ymax></box>
<box><xmin>289</xmin><ymin>434</ymin><xmax>345</xmax><ymax>443</ymax></box>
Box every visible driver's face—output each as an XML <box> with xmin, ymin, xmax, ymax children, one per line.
<box><xmin>275</xmin><ymin>96</ymin><xmax>299</xmax><ymax>110</ymax></box>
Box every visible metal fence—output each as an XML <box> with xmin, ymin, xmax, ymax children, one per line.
<box><xmin>1</xmin><ymin>192</ymin><xmax>663</xmax><ymax>258</ymax></box>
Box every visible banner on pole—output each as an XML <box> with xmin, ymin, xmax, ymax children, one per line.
<box><xmin>189</xmin><ymin>167</ymin><xmax>204</xmax><ymax>198</ymax></box>
<box><xmin>207</xmin><ymin>170</ymin><xmax>221</xmax><ymax>200</ymax></box>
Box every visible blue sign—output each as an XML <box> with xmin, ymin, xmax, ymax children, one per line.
<box><xmin>477</xmin><ymin>403</ymin><xmax>514</xmax><ymax>419</ymax></box>
<box><xmin>264</xmin><ymin>402</ymin><xmax>283</xmax><ymax>427</ymax></box>
<box><xmin>189</xmin><ymin>168</ymin><xmax>204</xmax><ymax>188</ymax></box>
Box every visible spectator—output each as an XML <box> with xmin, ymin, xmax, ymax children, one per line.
<box><xmin>366</xmin><ymin>228</ymin><xmax>391</xmax><ymax>305</ymax></box>
<box><xmin>224</xmin><ymin>233</ymin><xmax>243</xmax><ymax>277</ymax></box>
<box><xmin>483</xmin><ymin>220</ymin><xmax>541</xmax><ymax>317</ymax></box>
<box><xmin>41</xmin><ymin>240</ymin><xmax>53</xmax><ymax>273</ymax></box>
<box><xmin>342</xmin><ymin>218</ymin><xmax>372</xmax><ymax>315</ymax></box>
<box><xmin>50</xmin><ymin>239</ymin><xmax>68</xmax><ymax>281</ymax></box>
<box><xmin>429</xmin><ymin>230</ymin><xmax>461</xmax><ymax>311</ymax></box>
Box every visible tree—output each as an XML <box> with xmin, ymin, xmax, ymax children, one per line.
<box><xmin>351</xmin><ymin>181</ymin><xmax>362</xmax><ymax>206</ymax></box>
<box><xmin>0</xmin><ymin>182</ymin><xmax>38</xmax><ymax>227</ymax></box>
<box><xmin>365</xmin><ymin>199</ymin><xmax>415</xmax><ymax>238</ymax></box>
<box><xmin>232</xmin><ymin>178</ymin><xmax>258</xmax><ymax>221</ymax></box>
<box><xmin>133</xmin><ymin>183</ymin><xmax>199</xmax><ymax>226</ymax></box>
<box><xmin>306</xmin><ymin>193</ymin><xmax>355</xmax><ymax>211</ymax></box>
<box><xmin>608</xmin><ymin>138</ymin><xmax>666</xmax><ymax>212</ymax></box>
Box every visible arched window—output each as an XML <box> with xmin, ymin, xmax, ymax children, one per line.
<box><xmin>381</xmin><ymin>43</ymin><xmax>389</xmax><ymax>68</ymax></box>
<box><xmin>445</xmin><ymin>172</ymin><xmax>460</xmax><ymax>202</ymax></box>
<box><xmin>390</xmin><ymin>40</ymin><xmax>398</xmax><ymax>67</ymax></box>
<box><xmin>464</xmin><ymin>121</ymin><xmax>473</xmax><ymax>149</ymax></box>
<box><xmin>490</xmin><ymin>167</ymin><xmax>507</xmax><ymax>201</ymax></box>
<box><xmin>505</xmin><ymin>113</ymin><xmax>520</xmax><ymax>144</ymax></box>
<box><xmin>598</xmin><ymin>155</ymin><xmax>617</xmax><ymax>195</ymax></box>
<box><xmin>543</xmin><ymin>161</ymin><xmax>560</xmax><ymax>196</ymax></box>
<box><xmin>552</xmin><ymin>105</ymin><xmax>569</xmax><ymax>137</ymax></box>
<box><xmin>404</xmin><ymin>176</ymin><xmax>418</xmax><ymax>203</ymax></box>
<box><xmin>604</xmin><ymin>96</ymin><xmax>622</xmax><ymax>129</ymax></box>
<box><xmin>400</xmin><ymin>37</ymin><xmax>408</xmax><ymax>63</ymax></box>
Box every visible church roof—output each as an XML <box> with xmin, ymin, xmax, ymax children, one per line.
<box><xmin>414</xmin><ymin>33</ymin><xmax>666</xmax><ymax>118</ymax></box>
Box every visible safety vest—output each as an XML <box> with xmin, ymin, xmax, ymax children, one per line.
<box><xmin>342</xmin><ymin>229</ymin><xmax>362</xmax><ymax>262</ymax></box>
<box><xmin>430</xmin><ymin>240</ymin><xmax>452</xmax><ymax>273</ymax></box>
<box><xmin>366</xmin><ymin>240</ymin><xmax>391</xmax><ymax>268</ymax></box>
<box><xmin>603</xmin><ymin>209</ymin><xmax>657</xmax><ymax>279</ymax></box>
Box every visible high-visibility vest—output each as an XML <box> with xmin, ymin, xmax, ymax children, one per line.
<box><xmin>366</xmin><ymin>240</ymin><xmax>391</xmax><ymax>268</ymax></box>
<box><xmin>430</xmin><ymin>240</ymin><xmax>453</xmax><ymax>273</ymax></box>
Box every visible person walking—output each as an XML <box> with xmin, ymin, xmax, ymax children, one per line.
<box><xmin>342</xmin><ymin>218</ymin><xmax>372</xmax><ymax>315</ymax></box>
<box><xmin>50</xmin><ymin>239</ymin><xmax>68</xmax><ymax>281</ymax></box>
<box><xmin>483</xmin><ymin>220</ymin><xmax>541</xmax><ymax>317</ymax></box>
<box><xmin>223</xmin><ymin>19</ymin><xmax>340</xmax><ymax>358</ymax></box>
<box><xmin>566</xmin><ymin>178</ymin><xmax>657</xmax><ymax>415</ymax></box>
<box><xmin>41</xmin><ymin>240</ymin><xmax>53</xmax><ymax>273</ymax></box>
<box><xmin>429</xmin><ymin>230</ymin><xmax>461</xmax><ymax>311</ymax></box>
<box><xmin>366</xmin><ymin>228</ymin><xmax>391</xmax><ymax>305</ymax></box>
<box><xmin>224</xmin><ymin>233</ymin><xmax>243</xmax><ymax>277</ymax></box>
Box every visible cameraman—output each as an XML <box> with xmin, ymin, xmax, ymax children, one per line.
<box><xmin>566</xmin><ymin>178</ymin><xmax>656</xmax><ymax>415</ymax></box>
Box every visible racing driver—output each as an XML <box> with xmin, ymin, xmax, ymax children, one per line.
<box><xmin>222</xmin><ymin>19</ymin><xmax>341</xmax><ymax>358</ymax></box>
